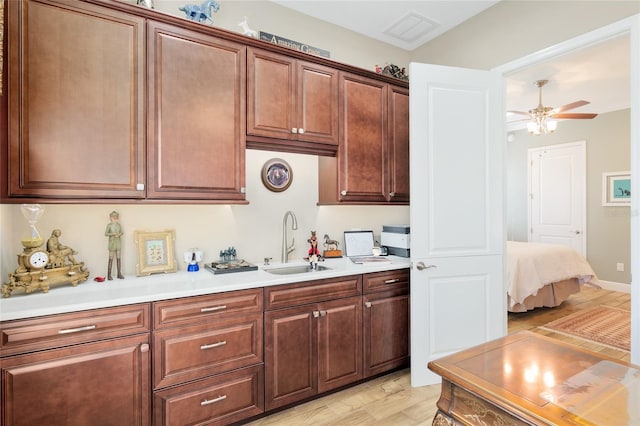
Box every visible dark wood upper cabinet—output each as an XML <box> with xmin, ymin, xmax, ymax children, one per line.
<box><xmin>318</xmin><ymin>76</ymin><xmax>409</xmax><ymax>205</ymax></box>
<box><xmin>7</xmin><ymin>0</ymin><xmax>146</xmax><ymax>198</ymax></box>
<box><xmin>388</xmin><ymin>85</ymin><xmax>410</xmax><ymax>203</ymax></box>
<box><xmin>146</xmin><ymin>21</ymin><xmax>247</xmax><ymax>201</ymax></box>
<box><xmin>3</xmin><ymin>0</ymin><xmax>407</xmax><ymax>203</ymax></box>
<box><xmin>247</xmin><ymin>47</ymin><xmax>339</xmax><ymax>156</ymax></box>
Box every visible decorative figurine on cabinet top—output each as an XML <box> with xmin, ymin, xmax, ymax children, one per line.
<box><xmin>238</xmin><ymin>16</ymin><xmax>258</xmax><ymax>38</ymax></box>
<box><xmin>2</xmin><ymin>205</ymin><xmax>90</xmax><ymax>297</ymax></box>
<box><xmin>322</xmin><ymin>234</ymin><xmax>342</xmax><ymax>258</ymax></box>
<box><xmin>105</xmin><ymin>211</ymin><xmax>124</xmax><ymax>280</ymax></box>
<box><xmin>307</xmin><ymin>231</ymin><xmax>321</xmax><ymax>268</ymax></box>
<box><xmin>179</xmin><ymin>0</ymin><xmax>220</xmax><ymax>24</ymax></box>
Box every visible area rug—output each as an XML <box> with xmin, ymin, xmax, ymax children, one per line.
<box><xmin>540</xmin><ymin>305</ymin><xmax>630</xmax><ymax>352</ymax></box>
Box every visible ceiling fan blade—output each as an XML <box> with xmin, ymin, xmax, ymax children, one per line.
<box><xmin>551</xmin><ymin>112</ymin><xmax>598</xmax><ymax>119</ymax></box>
<box><xmin>507</xmin><ymin>118</ymin><xmax>532</xmax><ymax>123</ymax></box>
<box><xmin>507</xmin><ymin>110</ymin><xmax>531</xmax><ymax>116</ymax></box>
<box><xmin>552</xmin><ymin>100</ymin><xmax>590</xmax><ymax>113</ymax></box>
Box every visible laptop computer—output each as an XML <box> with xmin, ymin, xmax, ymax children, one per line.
<box><xmin>343</xmin><ymin>230</ymin><xmax>390</xmax><ymax>264</ymax></box>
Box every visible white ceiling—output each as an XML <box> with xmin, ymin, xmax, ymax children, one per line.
<box><xmin>271</xmin><ymin>1</ymin><xmax>630</xmax><ymax>132</ymax></box>
<box><xmin>270</xmin><ymin>0</ymin><xmax>500</xmax><ymax>51</ymax></box>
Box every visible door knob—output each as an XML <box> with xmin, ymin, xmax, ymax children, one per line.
<box><xmin>415</xmin><ymin>261</ymin><xmax>436</xmax><ymax>271</ymax></box>
<box><xmin>574</xmin><ymin>230</ymin><xmax>581</xmax><ymax>234</ymax></box>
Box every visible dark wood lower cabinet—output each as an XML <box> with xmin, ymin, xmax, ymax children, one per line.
<box><xmin>0</xmin><ymin>270</ymin><xmax>409</xmax><ymax>425</ymax></box>
<box><xmin>363</xmin><ymin>290</ymin><xmax>410</xmax><ymax>377</ymax></box>
<box><xmin>0</xmin><ymin>334</ymin><xmax>150</xmax><ymax>426</ymax></box>
<box><xmin>153</xmin><ymin>365</ymin><xmax>263</xmax><ymax>426</ymax></box>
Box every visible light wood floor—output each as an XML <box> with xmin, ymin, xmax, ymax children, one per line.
<box><xmin>244</xmin><ymin>287</ymin><xmax>631</xmax><ymax>425</ymax></box>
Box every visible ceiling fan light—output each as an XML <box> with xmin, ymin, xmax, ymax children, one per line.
<box><xmin>527</xmin><ymin>121</ymin><xmax>540</xmax><ymax>135</ymax></box>
<box><xmin>546</xmin><ymin>120</ymin><xmax>558</xmax><ymax>133</ymax></box>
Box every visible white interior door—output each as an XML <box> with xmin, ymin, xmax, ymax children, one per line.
<box><xmin>528</xmin><ymin>141</ymin><xmax>586</xmax><ymax>255</ymax></box>
<box><xmin>409</xmin><ymin>63</ymin><xmax>505</xmax><ymax>387</ymax></box>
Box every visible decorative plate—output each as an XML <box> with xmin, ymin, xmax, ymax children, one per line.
<box><xmin>261</xmin><ymin>158</ymin><xmax>293</xmax><ymax>192</ymax></box>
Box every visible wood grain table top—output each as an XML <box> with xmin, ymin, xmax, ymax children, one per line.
<box><xmin>428</xmin><ymin>331</ymin><xmax>640</xmax><ymax>425</ymax></box>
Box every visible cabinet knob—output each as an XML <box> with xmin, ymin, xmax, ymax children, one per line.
<box><xmin>136</xmin><ymin>183</ymin><xmax>145</xmax><ymax>191</ymax></box>
<box><xmin>292</xmin><ymin>128</ymin><xmax>298</xmax><ymax>134</ymax></box>
<box><xmin>365</xmin><ymin>302</ymin><xmax>372</xmax><ymax>308</ymax></box>
<box><xmin>298</xmin><ymin>128</ymin><xmax>304</xmax><ymax>134</ymax></box>
<box><xmin>313</xmin><ymin>311</ymin><xmax>320</xmax><ymax>318</ymax></box>
<box><xmin>389</xmin><ymin>192</ymin><xmax>395</xmax><ymax>197</ymax></box>
<box><xmin>341</xmin><ymin>190</ymin><xmax>347</xmax><ymax>196</ymax></box>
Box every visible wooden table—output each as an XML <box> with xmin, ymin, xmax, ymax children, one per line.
<box><xmin>428</xmin><ymin>331</ymin><xmax>640</xmax><ymax>425</ymax></box>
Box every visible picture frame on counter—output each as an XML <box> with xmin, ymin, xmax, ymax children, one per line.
<box><xmin>602</xmin><ymin>171</ymin><xmax>631</xmax><ymax>206</ymax></box>
<box><xmin>261</xmin><ymin>158</ymin><xmax>293</xmax><ymax>192</ymax></box>
<box><xmin>134</xmin><ymin>229</ymin><xmax>177</xmax><ymax>276</ymax></box>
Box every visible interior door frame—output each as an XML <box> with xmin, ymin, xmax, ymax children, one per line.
<box><xmin>493</xmin><ymin>15</ymin><xmax>640</xmax><ymax>365</ymax></box>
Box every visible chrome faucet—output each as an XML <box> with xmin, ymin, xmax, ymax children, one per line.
<box><xmin>281</xmin><ymin>211</ymin><xmax>298</xmax><ymax>263</ymax></box>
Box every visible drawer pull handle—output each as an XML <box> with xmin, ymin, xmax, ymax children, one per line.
<box><xmin>384</xmin><ymin>279</ymin><xmax>400</xmax><ymax>284</ymax></box>
<box><xmin>58</xmin><ymin>324</ymin><xmax>96</xmax><ymax>334</ymax></box>
<box><xmin>201</xmin><ymin>395</ymin><xmax>227</xmax><ymax>406</ymax></box>
<box><xmin>200</xmin><ymin>341</ymin><xmax>227</xmax><ymax>350</ymax></box>
<box><xmin>201</xmin><ymin>305</ymin><xmax>227</xmax><ymax>313</ymax></box>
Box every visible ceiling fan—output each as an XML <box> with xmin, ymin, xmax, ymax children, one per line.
<box><xmin>508</xmin><ymin>80</ymin><xmax>598</xmax><ymax>135</ymax></box>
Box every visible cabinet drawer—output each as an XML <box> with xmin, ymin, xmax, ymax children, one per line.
<box><xmin>153</xmin><ymin>288</ymin><xmax>262</xmax><ymax>329</ymax></box>
<box><xmin>264</xmin><ymin>275</ymin><xmax>362</xmax><ymax>310</ymax></box>
<box><xmin>0</xmin><ymin>304</ymin><xmax>150</xmax><ymax>357</ymax></box>
<box><xmin>363</xmin><ymin>269</ymin><xmax>409</xmax><ymax>294</ymax></box>
<box><xmin>153</xmin><ymin>313</ymin><xmax>263</xmax><ymax>389</ymax></box>
<box><xmin>154</xmin><ymin>364</ymin><xmax>263</xmax><ymax>426</ymax></box>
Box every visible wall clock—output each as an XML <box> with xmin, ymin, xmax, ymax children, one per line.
<box><xmin>261</xmin><ymin>158</ymin><xmax>293</xmax><ymax>192</ymax></box>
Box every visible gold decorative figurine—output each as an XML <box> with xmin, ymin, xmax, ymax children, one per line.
<box><xmin>3</xmin><ymin>205</ymin><xmax>90</xmax><ymax>298</ymax></box>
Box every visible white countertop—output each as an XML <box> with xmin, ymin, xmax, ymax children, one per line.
<box><xmin>0</xmin><ymin>257</ymin><xmax>410</xmax><ymax>322</ymax></box>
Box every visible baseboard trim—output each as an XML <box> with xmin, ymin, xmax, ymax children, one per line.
<box><xmin>596</xmin><ymin>280</ymin><xmax>631</xmax><ymax>293</ymax></box>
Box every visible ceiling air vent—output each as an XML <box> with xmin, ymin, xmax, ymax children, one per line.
<box><xmin>383</xmin><ymin>11</ymin><xmax>439</xmax><ymax>43</ymax></box>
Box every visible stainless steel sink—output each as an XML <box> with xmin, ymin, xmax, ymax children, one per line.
<box><xmin>264</xmin><ymin>264</ymin><xmax>331</xmax><ymax>275</ymax></box>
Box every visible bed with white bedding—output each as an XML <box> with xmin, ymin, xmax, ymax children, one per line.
<box><xmin>507</xmin><ymin>241</ymin><xmax>600</xmax><ymax>312</ymax></box>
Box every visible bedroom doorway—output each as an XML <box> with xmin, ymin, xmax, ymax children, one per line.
<box><xmin>495</xmin><ymin>15</ymin><xmax>639</xmax><ymax>365</ymax></box>
<box><xmin>528</xmin><ymin>141</ymin><xmax>586</xmax><ymax>255</ymax></box>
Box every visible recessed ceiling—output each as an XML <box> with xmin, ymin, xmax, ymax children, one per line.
<box><xmin>269</xmin><ymin>0</ymin><xmax>500</xmax><ymax>51</ymax></box>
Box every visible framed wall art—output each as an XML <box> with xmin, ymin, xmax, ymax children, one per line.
<box><xmin>134</xmin><ymin>229</ymin><xmax>177</xmax><ymax>276</ymax></box>
<box><xmin>261</xmin><ymin>158</ymin><xmax>293</xmax><ymax>192</ymax></box>
<box><xmin>602</xmin><ymin>171</ymin><xmax>631</xmax><ymax>206</ymax></box>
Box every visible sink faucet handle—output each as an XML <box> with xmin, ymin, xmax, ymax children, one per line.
<box><xmin>264</xmin><ymin>257</ymin><xmax>272</xmax><ymax>265</ymax></box>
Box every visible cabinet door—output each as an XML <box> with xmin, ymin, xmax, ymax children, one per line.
<box><xmin>296</xmin><ymin>61</ymin><xmax>339</xmax><ymax>146</ymax></box>
<box><xmin>317</xmin><ymin>296</ymin><xmax>363</xmax><ymax>393</ymax></box>
<box><xmin>265</xmin><ymin>305</ymin><xmax>317</xmax><ymax>410</ymax></box>
<box><xmin>147</xmin><ymin>21</ymin><xmax>246</xmax><ymax>201</ymax></box>
<box><xmin>7</xmin><ymin>0</ymin><xmax>145</xmax><ymax>198</ymax></box>
<box><xmin>0</xmin><ymin>334</ymin><xmax>150</xmax><ymax>426</ymax></box>
<box><xmin>247</xmin><ymin>48</ymin><xmax>339</xmax><ymax>154</ymax></box>
<box><xmin>247</xmin><ymin>48</ymin><xmax>296</xmax><ymax>140</ymax></box>
<box><xmin>338</xmin><ymin>72</ymin><xmax>388</xmax><ymax>203</ymax></box>
<box><xmin>388</xmin><ymin>85</ymin><xmax>410</xmax><ymax>203</ymax></box>
<box><xmin>363</xmin><ymin>291</ymin><xmax>410</xmax><ymax>377</ymax></box>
